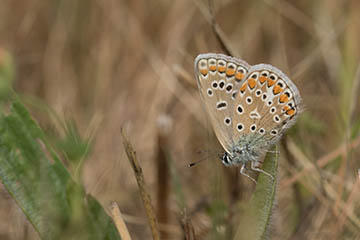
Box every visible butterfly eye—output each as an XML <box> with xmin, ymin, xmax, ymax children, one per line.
<box><xmin>222</xmin><ymin>154</ymin><xmax>230</xmax><ymax>165</ymax></box>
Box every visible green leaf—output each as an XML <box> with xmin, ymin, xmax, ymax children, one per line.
<box><xmin>0</xmin><ymin>99</ymin><xmax>121</xmax><ymax>240</ymax></box>
<box><xmin>0</xmin><ymin>48</ymin><xmax>15</xmax><ymax>101</ymax></box>
<box><xmin>235</xmin><ymin>150</ymin><xmax>278</xmax><ymax>240</ymax></box>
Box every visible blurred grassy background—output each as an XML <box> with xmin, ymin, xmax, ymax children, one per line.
<box><xmin>0</xmin><ymin>0</ymin><xmax>360</xmax><ymax>239</ymax></box>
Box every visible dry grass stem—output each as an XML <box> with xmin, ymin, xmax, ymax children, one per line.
<box><xmin>121</xmin><ymin>213</ymin><xmax>181</xmax><ymax>235</ymax></box>
<box><xmin>281</xmin><ymin>136</ymin><xmax>360</xmax><ymax>188</ymax></box>
<box><xmin>121</xmin><ymin>128</ymin><xmax>160</xmax><ymax>240</ymax></box>
<box><xmin>109</xmin><ymin>202</ymin><xmax>132</xmax><ymax>240</ymax></box>
<box><xmin>180</xmin><ymin>210</ymin><xmax>196</xmax><ymax>240</ymax></box>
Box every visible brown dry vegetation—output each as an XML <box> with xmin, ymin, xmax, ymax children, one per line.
<box><xmin>1</xmin><ymin>0</ymin><xmax>360</xmax><ymax>239</ymax></box>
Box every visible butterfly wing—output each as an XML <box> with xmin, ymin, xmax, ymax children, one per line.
<box><xmin>230</xmin><ymin>63</ymin><xmax>302</xmax><ymax>149</ymax></box>
<box><xmin>195</xmin><ymin>53</ymin><xmax>250</xmax><ymax>153</ymax></box>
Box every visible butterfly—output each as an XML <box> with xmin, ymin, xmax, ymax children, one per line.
<box><xmin>194</xmin><ymin>53</ymin><xmax>301</xmax><ymax>183</ymax></box>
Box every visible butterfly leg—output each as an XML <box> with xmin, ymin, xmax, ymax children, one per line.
<box><xmin>266</xmin><ymin>150</ymin><xmax>280</xmax><ymax>154</ymax></box>
<box><xmin>240</xmin><ymin>164</ymin><xmax>257</xmax><ymax>183</ymax></box>
<box><xmin>251</xmin><ymin>161</ymin><xmax>274</xmax><ymax>180</ymax></box>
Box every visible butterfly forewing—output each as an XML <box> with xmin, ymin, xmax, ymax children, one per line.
<box><xmin>195</xmin><ymin>53</ymin><xmax>250</xmax><ymax>153</ymax></box>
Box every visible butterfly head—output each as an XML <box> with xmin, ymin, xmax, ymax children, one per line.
<box><xmin>221</xmin><ymin>142</ymin><xmax>262</xmax><ymax>166</ymax></box>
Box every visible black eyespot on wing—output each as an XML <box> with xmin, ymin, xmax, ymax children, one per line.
<box><xmin>224</xmin><ymin>117</ymin><xmax>231</xmax><ymax>125</ymax></box>
<box><xmin>217</xmin><ymin>101</ymin><xmax>227</xmax><ymax>109</ymax></box>
<box><xmin>232</xmin><ymin>91</ymin><xmax>237</xmax><ymax>99</ymax></box>
<box><xmin>246</xmin><ymin>97</ymin><xmax>253</xmax><ymax>104</ymax></box>
<box><xmin>271</xmin><ymin>130</ymin><xmax>278</xmax><ymax>135</ymax></box>
<box><xmin>237</xmin><ymin>123</ymin><xmax>244</xmax><ymax>131</ymax></box>
<box><xmin>219</xmin><ymin>81</ymin><xmax>225</xmax><ymax>88</ymax></box>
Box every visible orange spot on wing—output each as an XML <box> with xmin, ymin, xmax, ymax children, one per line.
<box><xmin>272</xmin><ymin>85</ymin><xmax>283</xmax><ymax>95</ymax></box>
<box><xmin>226</xmin><ymin>68</ymin><xmax>235</xmax><ymax>76</ymax></box>
<box><xmin>235</xmin><ymin>72</ymin><xmax>244</xmax><ymax>81</ymax></box>
<box><xmin>200</xmin><ymin>69</ymin><xmax>208</xmax><ymax>76</ymax></box>
<box><xmin>209</xmin><ymin>65</ymin><xmax>217</xmax><ymax>71</ymax></box>
<box><xmin>218</xmin><ymin>66</ymin><xmax>226</xmax><ymax>72</ymax></box>
<box><xmin>286</xmin><ymin>108</ymin><xmax>295</xmax><ymax>116</ymax></box>
<box><xmin>240</xmin><ymin>82</ymin><xmax>247</xmax><ymax>92</ymax></box>
<box><xmin>267</xmin><ymin>79</ymin><xmax>276</xmax><ymax>87</ymax></box>
<box><xmin>279</xmin><ymin>94</ymin><xmax>289</xmax><ymax>103</ymax></box>
<box><xmin>248</xmin><ymin>78</ymin><xmax>256</xmax><ymax>89</ymax></box>
<box><xmin>259</xmin><ymin>76</ymin><xmax>267</xmax><ymax>83</ymax></box>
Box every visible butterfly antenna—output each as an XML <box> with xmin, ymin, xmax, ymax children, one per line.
<box><xmin>190</xmin><ymin>149</ymin><xmax>223</xmax><ymax>167</ymax></box>
<box><xmin>188</xmin><ymin>158</ymin><xmax>209</xmax><ymax>168</ymax></box>
<box><xmin>196</xmin><ymin>149</ymin><xmax>210</xmax><ymax>154</ymax></box>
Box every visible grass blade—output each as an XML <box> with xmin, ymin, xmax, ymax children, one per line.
<box><xmin>0</xmin><ymin>99</ymin><xmax>121</xmax><ymax>240</ymax></box>
<box><xmin>235</xmin><ymin>150</ymin><xmax>278</xmax><ymax>240</ymax></box>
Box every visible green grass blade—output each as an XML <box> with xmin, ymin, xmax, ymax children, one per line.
<box><xmin>235</xmin><ymin>150</ymin><xmax>278</xmax><ymax>240</ymax></box>
<box><xmin>0</xmin><ymin>100</ymin><xmax>121</xmax><ymax>240</ymax></box>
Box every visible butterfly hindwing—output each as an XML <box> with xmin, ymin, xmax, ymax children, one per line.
<box><xmin>231</xmin><ymin>64</ymin><xmax>302</xmax><ymax>148</ymax></box>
